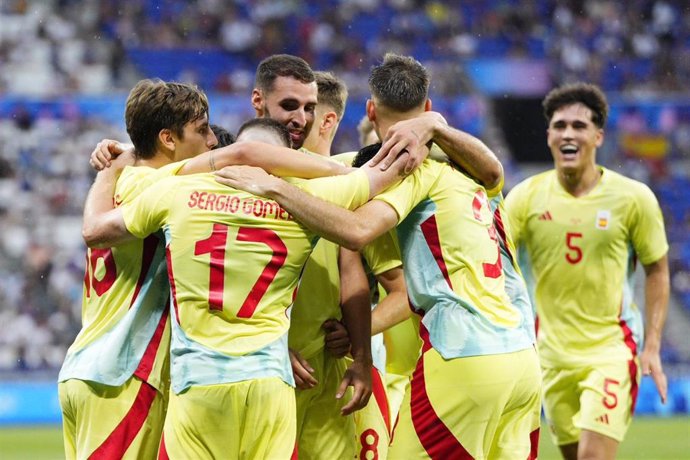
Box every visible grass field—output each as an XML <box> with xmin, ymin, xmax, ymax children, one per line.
<box><xmin>0</xmin><ymin>417</ymin><xmax>688</xmax><ymax>459</ymax></box>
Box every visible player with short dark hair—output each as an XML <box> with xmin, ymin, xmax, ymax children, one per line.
<box><xmin>58</xmin><ymin>78</ymin><xmax>217</xmax><ymax>460</ymax></box>
<box><xmin>505</xmin><ymin>82</ymin><xmax>669</xmax><ymax>460</ymax></box>
<box><xmin>252</xmin><ymin>54</ymin><xmax>317</xmax><ymax>149</ymax></box>
<box><xmin>236</xmin><ymin>117</ymin><xmax>292</xmax><ymax>147</ymax></box>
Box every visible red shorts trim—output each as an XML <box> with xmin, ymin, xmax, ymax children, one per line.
<box><xmin>88</xmin><ymin>380</ymin><xmax>158</xmax><ymax>459</ymax></box>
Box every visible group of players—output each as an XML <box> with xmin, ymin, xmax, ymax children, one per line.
<box><xmin>57</xmin><ymin>52</ymin><xmax>669</xmax><ymax>460</ymax></box>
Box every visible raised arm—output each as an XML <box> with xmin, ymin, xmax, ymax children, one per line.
<box><xmin>179</xmin><ymin>141</ymin><xmax>351</xmax><ymax>178</ymax></box>
<box><xmin>641</xmin><ymin>254</ymin><xmax>670</xmax><ymax>403</ymax></box>
<box><xmin>82</xmin><ymin>151</ymin><xmax>137</xmax><ymax>248</ymax></box>
<box><xmin>82</xmin><ymin>208</ymin><xmax>133</xmax><ymax>249</ymax></box>
<box><xmin>214</xmin><ymin>167</ymin><xmax>399</xmax><ymax>251</ymax></box>
<box><xmin>89</xmin><ymin>139</ymin><xmax>134</xmax><ymax>170</ymax></box>
<box><xmin>372</xmin><ymin>111</ymin><xmax>503</xmax><ymax>189</ymax></box>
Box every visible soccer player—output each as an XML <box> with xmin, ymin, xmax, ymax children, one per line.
<box><xmin>251</xmin><ymin>54</ymin><xmax>318</xmax><ymax>150</ymax></box>
<box><xmin>58</xmin><ymin>79</ymin><xmax>218</xmax><ymax>460</ymax></box>
<box><xmin>80</xmin><ymin>118</ymin><xmax>413</xmax><ymax>459</ymax></box>
<box><xmin>215</xmin><ymin>53</ymin><xmax>541</xmax><ymax>459</ymax></box>
<box><xmin>357</xmin><ymin>115</ymin><xmax>421</xmax><ymax>426</ymax></box>
<box><xmin>504</xmin><ymin>83</ymin><xmax>670</xmax><ymax>460</ymax></box>
<box><xmin>291</xmin><ymin>71</ymin><xmax>405</xmax><ymax>459</ymax></box>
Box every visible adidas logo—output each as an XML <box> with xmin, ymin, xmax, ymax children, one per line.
<box><xmin>595</xmin><ymin>414</ymin><xmax>610</xmax><ymax>425</ymax></box>
<box><xmin>538</xmin><ymin>211</ymin><xmax>553</xmax><ymax>221</ymax></box>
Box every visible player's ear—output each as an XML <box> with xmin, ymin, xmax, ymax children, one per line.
<box><xmin>321</xmin><ymin>111</ymin><xmax>337</xmax><ymax>133</ymax></box>
<box><xmin>595</xmin><ymin>128</ymin><xmax>604</xmax><ymax>147</ymax></box>
<box><xmin>158</xmin><ymin>128</ymin><xmax>175</xmax><ymax>152</ymax></box>
<box><xmin>251</xmin><ymin>88</ymin><xmax>264</xmax><ymax>115</ymax></box>
<box><xmin>366</xmin><ymin>99</ymin><xmax>376</xmax><ymax>122</ymax></box>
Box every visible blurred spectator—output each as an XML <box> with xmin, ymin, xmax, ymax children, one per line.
<box><xmin>3</xmin><ymin>0</ymin><xmax>688</xmax><ymax>96</ymax></box>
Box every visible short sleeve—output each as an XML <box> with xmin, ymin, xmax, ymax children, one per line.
<box><xmin>362</xmin><ymin>230</ymin><xmax>402</xmax><ymax>275</ymax></box>
<box><xmin>373</xmin><ymin>160</ymin><xmax>439</xmax><ymax>224</ymax></box>
<box><xmin>629</xmin><ymin>183</ymin><xmax>668</xmax><ymax>265</ymax></box>
<box><xmin>121</xmin><ymin>178</ymin><xmax>176</xmax><ymax>238</ymax></box>
<box><xmin>298</xmin><ymin>169</ymin><xmax>370</xmax><ymax>210</ymax></box>
<box><xmin>503</xmin><ymin>180</ymin><xmax>530</xmax><ymax>248</ymax></box>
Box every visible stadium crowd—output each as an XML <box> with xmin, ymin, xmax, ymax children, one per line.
<box><xmin>2</xmin><ymin>0</ymin><xmax>690</xmax><ymax>96</ymax></box>
<box><xmin>0</xmin><ymin>0</ymin><xmax>688</xmax><ymax>374</ymax></box>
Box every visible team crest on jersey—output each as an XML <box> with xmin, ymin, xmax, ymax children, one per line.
<box><xmin>595</xmin><ymin>210</ymin><xmax>611</xmax><ymax>229</ymax></box>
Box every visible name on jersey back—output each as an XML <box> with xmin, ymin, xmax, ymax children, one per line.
<box><xmin>187</xmin><ymin>190</ymin><xmax>293</xmax><ymax>221</ymax></box>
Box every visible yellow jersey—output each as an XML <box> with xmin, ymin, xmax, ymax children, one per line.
<box><xmin>505</xmin><ymin>167</ymin><xmax>668</xmax><ymax>367</ymax></box>
<box><xmin>122</xmin><ymin>171</ymin><xmax>370</xmax><ymax>392</ymax></box>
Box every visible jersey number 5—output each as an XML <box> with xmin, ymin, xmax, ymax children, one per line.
<box><xmin>195</xmin><ymin>223</ymin><xmax>287</xmax><ymax>317</ymax></box>
<box><xmin>565</xmin><ymin>232</ymin><xmax>583</xmax><ymax>264</ymax></box>
<box><xmin>602</xmin><ymin>378</ymin><xmax>620</xmax><ymax>409</ymax></box>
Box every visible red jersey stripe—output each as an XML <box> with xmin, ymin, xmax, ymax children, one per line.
<box><xmin>619</xmin><ymin>305</ymin><xmax>639</xmax><ymax>414</ymax></box>
<box><xmin>371</xmin><ymin>367</ymin><xmax>392</xmax><ymax>435</ymax></box>
<box><xmin>129</xmin><ymin>235</ymin><xmax>160</xmax><ymax>309</ymax></box>
<box><xmin>165</xmin><ymin>245</ymin><xmax>180</xmax><ymax>324</ymax></box>
<box><xmin>420</xmin><ymin>215</ymin><xmax>453</xmax><ymax>289</ymax></box>
<box><xmin>157</xmin><ymin>433</ymin><xmax>169</xmax><ymax>460</ymax></box>
<box><xmin>493</xmin><ymin>207</ymin><xmax>516</xmax><ymax>266</ymax></box>
<box><xmin>134</xmin><ymin>302</ymin><xmax>169</xmax><ymax>382</ymax></box>
<box><xmin>527</xmin><ymin>427</ymin><xmax>540</xmax><ymax>460</ymax></box>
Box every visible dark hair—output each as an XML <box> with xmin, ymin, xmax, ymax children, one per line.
<box><xmin>211</xmin><ymin>124</ymin><xmax>235</xmax><ymax>148</ymax></box>
<box><xmin>369</xmin><ymin>53</ymin><xmax>429</xmax><ymax>112</ymax></box>
<box><xmin>315</xmin><ymin>71</ymin><xmax>348</xmax><ymax>119</ymax></box>
<box><xmin>125</xmin><ymin>79</ymin><xmax>209</xmax><ymax>159</ymax></box>
<box><xmin>236</xmin><ymin>118</ymin><xmax>292</xmax><ymax>147</ymax></box>
<box><xmin>352</xmin><ymin>142</ymin><xmax>382</xmax><ymax>168</ymax></box>
<box><xmin>255</xmin><ymin>54</ymin><xmax>315</xmax><ymax>93</ymax></box>
<box><xmin>543</xmin><ymin>83</ymin><xmax>609</xmax><ymax>129</ymax></box>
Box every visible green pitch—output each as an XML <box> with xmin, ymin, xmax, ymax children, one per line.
<box><xmin>538</xmin><ymin>416</ymin><xmax>690</xmax><ymax>459</ymax></box>
<box><xmin>0</xmin><ymin>417</ymin><xmax>688</xmax><ymax>459</ymax></box>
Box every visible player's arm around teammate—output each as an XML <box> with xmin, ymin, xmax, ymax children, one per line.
<box><xmin>82</xmin><ymin>138</ymin><xmax>411</xmax><ymax>249</ymax></box>
<box><xmin>369</xmin><ymin>110</ymin><xmax>503</xmax><ymax>190</ymax></box>
<box><xmin>89</xmin><ymin>137</ymin><xmax>352</xmax><ymax>178</ymax></box>
<box><xmin>214</xmin><ymin>110</ymin><xmax>504</xmax><ymax>250</ymax></box>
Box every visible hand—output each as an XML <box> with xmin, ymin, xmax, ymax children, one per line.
<box><xmin>336</xmin><ymin>358</ymin><xmax>372</xmax><ymax>415</ymax></box>
<box><xmin>368</xmin><ymin>112</ymin><xmax>446</xmax><ymax>174</ymax></box>
<box><xmin>89</xmin><ymin>139</ymin><xmax>133</xmax><ymax>171</ymax></box>
<box><xmin>289</xmin><ymin>348</ymin><xmax>318</xmax><ymax>390</ymax></box>
<box><xmin>214</xmin><ymin>165</ymin><xmax>281</xmax><ymax>197</ymax></box>
<box><xmin>322</xmin><ymin>319</ymin><xmax>351</xmax><ymax>358</ymax></box>
<box><xmin>109</xmin><ymin>147</ymin><xmax>136</xmax><ymax>171</ymax></box>
<box><xmin>640</xmin><ymin>347</ymin><xmax>668</xmax><ymax>404</ymax></box>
